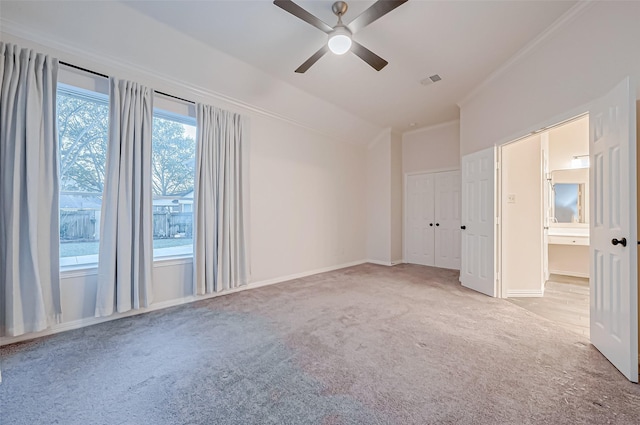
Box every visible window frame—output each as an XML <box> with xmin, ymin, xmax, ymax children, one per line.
<box><xmin>57</xmin><ymin>67</ymin><xmax>198</xmax><ymax>274</ymax></box>
<box><xmin>57</xmin><ymin>74</ymin><xmax>109</xmax><ymax>271</ymax></box>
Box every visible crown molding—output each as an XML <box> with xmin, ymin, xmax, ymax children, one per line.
<box><xmin>456</xmin><ymin>1</ymin><xmax>595</xmax><ymax>108</ymax></box>
<box><xmin>0</xmin><ymin>17</ymin><xmax>377</xmax><ymax>147</ymax></box>
<box><xmin>401</xmin><ymin>119</ymin><xmax>459</xmax><ymax>137</ymax></box>
<box><xmin>367</xmin><ymin>127</ymin><xmax>392</xmax><ymax>150</ymax></box>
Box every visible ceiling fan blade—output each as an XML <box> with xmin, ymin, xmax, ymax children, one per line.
<box><xmin>351</xmin><ymin>41</ymin><xmax>388</xmax><ymax>71</ymax></box>
<box><xmin>295</xmin><ymin>45</ymin><xmax>330</xmax><ymax>73</ymax></box>
<box><xmin>347</xmin><ymin>0</ymin><xmax>408</xmax><ymax>34</ymax></box>
<box><xmin>273</xmin><ymin>0</ymin><xmax>334</xmax><ymax>34</ymax></box>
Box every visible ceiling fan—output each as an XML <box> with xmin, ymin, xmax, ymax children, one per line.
<box><xmin>273</xmin><ymin>0</ymin><xmax>408</xmax><ymax>73</ymax></box>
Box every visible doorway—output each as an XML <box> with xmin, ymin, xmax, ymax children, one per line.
<box><xmin>461</xmin><ymin>78</ymin><xmax>637</xmax><ymax>382</ymax></box>
<box><xmin>500</xmin><ymin>115</ymin><xmax>590</xmax><ymax>338</ymax></box>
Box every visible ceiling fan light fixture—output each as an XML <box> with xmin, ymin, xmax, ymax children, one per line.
<box><xmin>328</xmin><ymin>26</ymin><xmax>352</xmax><ymax>55</ymax></box>
<box><xmin>274</xmin><ymin>0</ymin><xmax>408</xmax><ymax>72</ymax></box>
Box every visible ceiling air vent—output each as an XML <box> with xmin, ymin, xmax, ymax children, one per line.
<box><xmin>420</xmin><ymin>74</ymin><xmax>442</xmax><ymax>86</ymax></box>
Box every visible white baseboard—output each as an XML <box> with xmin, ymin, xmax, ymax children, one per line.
<box><xmin>549</xmin><ymin>269</ymin><xmax>589</xmax><ymax>279</ymax></box>
<box><xmin>0</xmin><ymin>259</ymin><xmax>367</xmax><ymax>347</ymax></box>
<box><xmin>366</xmin><ymin>259</ymin><xmax>392</xmax><ymax>266</ymax></box>
<box><xmin>390</xmin><ymin>259</ymin><xmax>404</xmax><ymax>266</ymax></box>
<box><xmin>248</xmin><ymin>259</ymin><xmax>367</xmax><ymax>288</ymax></box>
<box><xmin>507</xmin><ymin>289</ymin><xmax>544</xmax><ymax>298</ymax></box>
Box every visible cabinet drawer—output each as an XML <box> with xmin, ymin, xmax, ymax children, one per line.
<box><xmin>547</xmin><ymin>235</ymin><xmax>589</xmax><ymax>246</ymax></box>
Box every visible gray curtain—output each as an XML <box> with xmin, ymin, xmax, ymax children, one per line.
<box><xmin>194</xmin><ymin>104</ymin><xmax>248</xmax><ymax>294</ymax></box>
<box><xmin>95</xmin><ymin>78</ymin><xmax>153</xmax><ymax>317</ymax></box>
<box><xmin>0</xmin><ymin>43</ymin><xmax>62</xmax><ymax>337</ymax></box>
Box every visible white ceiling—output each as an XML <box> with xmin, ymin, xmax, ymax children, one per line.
<box><xmin>123</xmin><ymin>0</ymin><xmax>576</xmax><ymax>133</ymax></box>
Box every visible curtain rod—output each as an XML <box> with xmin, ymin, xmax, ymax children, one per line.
<box><xmin>59</xmin><ymin>61</ymin><xmax>196</xmax><ymax>105</ymax></box>
<box><xmin>60</xmin><ymin>61</ymin><xmax>109</xmax><ymax>79</ymax></box>
<box><xmin>155</xmin><ymin>91</ymin><xmax>196</xmax><ymax>106</ymax></box>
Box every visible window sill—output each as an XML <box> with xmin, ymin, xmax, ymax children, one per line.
<box><xmin>60</xmin><ymin>255</ymin><xmax>193</xmax><ymax>279</ymax></box>
<box><xmin>60</xmin><ymin>264</ymin><xmax>98</xmax><ymax>279</ymax></box>
<box><xmin>153</xmin><ymin>255</ymin><xmax>193</xmax><ymax>267</ymax></box>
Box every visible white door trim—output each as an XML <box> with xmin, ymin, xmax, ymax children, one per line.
<box><xmin>498</xmin><ymin>113</ymin><xmax>590</xmax><ymax>300</ymax></box>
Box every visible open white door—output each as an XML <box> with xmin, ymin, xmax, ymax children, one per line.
<box><xmin>461</xmin><ymin>147</ymin><xmax>496</xmax><ymax>297</ymax></box>
<box><xmin>590</xmin><ymin>77</ymin><xmax>638</xmax><ymax>382</ymax></box>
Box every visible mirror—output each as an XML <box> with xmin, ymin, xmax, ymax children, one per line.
<box><xmin>553</xmin><ymin>183</ymin><xmax>585</xmax><ymax>223</ymax></box>
<box><xmin>550</xmin><ymin>168</ymin><xmax>589</xmax><ymax>224</ymax></box>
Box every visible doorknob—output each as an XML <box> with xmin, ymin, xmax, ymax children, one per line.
<box><xmin>612</xmin><ymin>237</ymin><xmax>627</xmax><ymax>247</ymax></box>
<box><xmin>461</xmin><ymin>225</ymin><xmax>466</xmax><ymax>230</ymax></box>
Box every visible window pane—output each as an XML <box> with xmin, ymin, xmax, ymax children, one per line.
<box><xmin>57</xmin><ymin>84</ymin><xmax>108</xmax><ymax>267</ymax></box>
<box><xmin>152</xmin><ymin>113</ymin><xmax>196</xmax><ymax>258</ymax></box>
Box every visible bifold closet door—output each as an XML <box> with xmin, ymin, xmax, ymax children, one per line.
<box><xmin>406</xmin><ymin>171</ymin><xmax>461</xmax><ymax>269</ymax></box>
<box><xmin>434</xmin><ymin>171</ymin><xmax>462</xmax><ymax>269</ymax></box>
<box><xmin>406</xmin><ymin>173</ymin><xmax>436</xmax><ymax>266</ymax></box>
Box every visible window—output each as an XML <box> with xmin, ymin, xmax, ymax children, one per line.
<box><xmin>57</xmin><ymin>83</ymin><xmax>109</xmax><ymax>267</ymax></box>
<box><xmin>56</xmin><ymin>65</ymin><xmax>197</xmax><ymax>267</ymax></box>
<box><xmin>152</xmin><ymin>107</ymin><xmax>196</xmax><ymax>259</ymax></box>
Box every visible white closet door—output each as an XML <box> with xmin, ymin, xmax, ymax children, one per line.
<box><xmin>434</xmin><ymin>171</ymin><xmax>461</xmax><ymax>269</ymax></box>
<box><xmin>406</xmin><ymin>173</ymin><xmax>435</xmax><ymax>266</ymax></box>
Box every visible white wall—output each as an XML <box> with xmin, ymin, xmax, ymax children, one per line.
<box><xmin>250</xmin><ymin>115</ymin><xmax>366</xmax><ymax>281</ymax></box>
<box><xmin>548</xmin><ymin>116</ymin><xmax>589</xmax><ymax>171</ymax></box>
<box><xmin>501</xmin><ymin>134</ymin><xmax>543</xmax><ymax>296</ymax></box>
<box><xmin>0</xmin><ymin>2</ymin><xmax>369</xmax><ymax>344</ymax></box>
<box><xmin>390</xmin><ymin>132</ymin><xmax>403</xmax><ymax>263</ymax></box>
<box><xmin>366</xmin><ymin>131</ymin><xmax>392</xmax><ymax>264</ymax></box>
<box><xmin>460</xmin><ymin>2</ymin><xmax>640</xmax><ymax>155</ymax></box>
<box><xmin>402</xmin><ymin>121</ymin><xmax>460</xmax><ymax>174</ymax></box>
<box><xmin>365</xmin><ymin>129</ymin><xmax>404</xmax><ymax>265</ymax></box>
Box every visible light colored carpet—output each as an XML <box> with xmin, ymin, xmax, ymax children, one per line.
<box><xmin>1</xmin><ymin>263</ymin><xmax>639</xmax><ymax>424</ymax></box>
